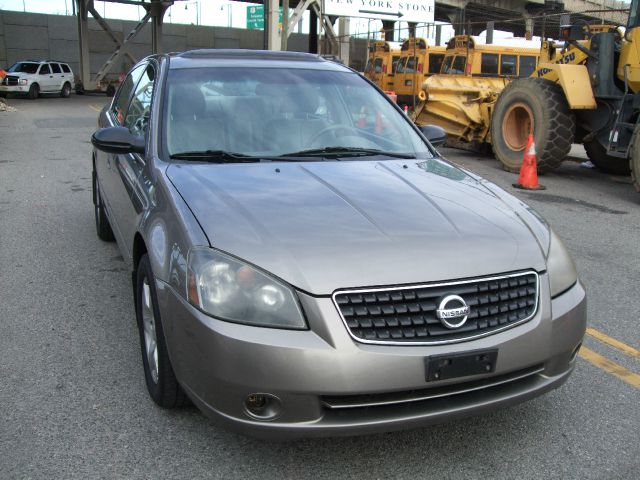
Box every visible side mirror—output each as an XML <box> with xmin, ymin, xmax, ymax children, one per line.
<box><xmin>91</xmin><ymin>126</ymin><xmax>145</xmax><ymax>154</ymax></box>
<box><xmin>420</xmin><ymin>125</ymin><xmax>446</xmax><ymax>148</ymax></box>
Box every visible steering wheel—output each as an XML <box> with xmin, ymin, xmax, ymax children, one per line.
<box><xmin>307</xmin><ymin>124</ymin><xmax>363</xmax><ymax>148</ymax></box>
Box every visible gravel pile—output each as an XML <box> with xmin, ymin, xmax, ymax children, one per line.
<box><xmin>0</xmin><ymin>98</ymin><xmax>17</xmax><ymax>112</ymax></box>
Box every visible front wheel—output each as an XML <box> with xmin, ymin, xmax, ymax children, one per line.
<box><xmin>93</xmin><ymin>168</ymin><xmax>115</xmax><ymax>242</ymax></box>
<box><xmin>583</xmin><ymin>140</ymin><xmax>631</xmax><ymax>175</ymax></box>
<box><xmin>135</xmin><ymin>254</ymin><xmax>188</xmax><ymax>408</ymax></box>
<box><xmin>106</xmin><ymin>84</ymin><xmax>116</xmax><ymax>97</ymax></box>
<box><xmin>491</xmin><ymin>77</ymin><xmax>575</xmax><ymax>173</ymax></box>
<box><xmin>27</xmin><ymin>83</ymin><xmax>39</xmax><ymax>100</ymax></box>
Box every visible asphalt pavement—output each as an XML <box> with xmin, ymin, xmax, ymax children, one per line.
<box><xmin>0</xmin><ymin>95</ymin><xmax>638</xmax><ymax>479</ymax></box>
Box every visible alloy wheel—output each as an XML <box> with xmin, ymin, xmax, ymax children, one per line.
<box><xmin>141</xmin><ymin>279</ymin><xmax>159</xmax><ymax>384</ymax></box>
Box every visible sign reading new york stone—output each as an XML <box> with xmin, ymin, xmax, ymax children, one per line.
<box><xmin>324</xmin><ymin>0</ymin><xmax>434</xmax><ymax>23</ymax></box>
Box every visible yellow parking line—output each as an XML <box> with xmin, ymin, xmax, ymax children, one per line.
<box><xmin>88</xmin><ymin>104</ymin><xmax>102</xmax><ymax>112</ymax></box>
<box><xmin>586</xmin><ymin>328</ymin><xmax>640</xmax><ymax>359</ymax></box>
<box><xmin>579</xmin><ymin>346</ymin><xmax>640</xmax><ymax>389</ymax></box>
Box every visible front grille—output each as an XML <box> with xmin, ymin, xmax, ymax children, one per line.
<box><xmin>4</xmin><ymin>76</ymin><xmax>19</xmax><ymax>86</ymax></box>
<box><xmin>333</xmin><ymin>271</ymin><xmax>539</xmax><ymax>345</ymax></box>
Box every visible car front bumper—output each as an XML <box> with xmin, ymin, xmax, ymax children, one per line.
<box><xmin>0</xmin><ymin>85</ymin><xmax>29</xmax><ymax>93</ymax></box>
<box><xmin>157</xmin><ymin>275</ymin><xmax>586</xmax><ymax>438</ymax></box>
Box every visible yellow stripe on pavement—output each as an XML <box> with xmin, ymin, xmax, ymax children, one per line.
<box><xmin>88</xmin><ymin>104</ymin><xmax>102</xmax><ymax>112</ymax></box>
<box><xmin>586</xmin><ymin>328</ymin><xmax>640</xmax><ymax>359</ymax></box>
<box><xmin>579</xmin><ymin>346</ymin><xmax>640</xmax><ymax>389</ymax></box>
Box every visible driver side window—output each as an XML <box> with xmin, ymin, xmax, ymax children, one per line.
<box><xmin>111</xmin><ymin>64</ymin><xmax>145</xmax><ymax>125</ymax></box>
<box><xmin>124</xmin><ymin>64</ymin><xmax>156</xmax><ymax>138</ymax></box>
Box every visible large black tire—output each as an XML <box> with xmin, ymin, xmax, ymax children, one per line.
<box><xmin>60</xmin><ymin>82</ymin><xmax>71</xmax><ymax>98</ymax></box>
<box><xmin>27</xmin><ymin>83</ymin><xmax>39</xmax><ymax>100</ymax></box>
<box><xmin>93</xmin><ymin>168</ymin><xmax>115</xmax><ymax>242</ymax></box>
<box><xmin>583</xmin><ymin>140</ymin><xmax>631</xmax><ymax>176</ymax></box>
<box><xmin>106</xmin><ymin>84</ymin><xmax>116</xmax><ymax>97</ymax></box>
<box><xmin>491</xmin><ymin>78</ymin><xmax>575</xmax><ymax>173</ymax></box>
<box><xmin>135</xmin><ymin>254</ymin><xmax>188</xmax><ymax>408</ymax></box>
<box><xmin>630</xmin><ymin>125</ymin><xmax>640</xmax><ymax>192</ymax></box>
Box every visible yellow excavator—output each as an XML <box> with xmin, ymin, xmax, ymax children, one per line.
<box><xmin>415</xmin><ymin>3</ymin><xmax>640</xmax><ymax>192</ymax></box>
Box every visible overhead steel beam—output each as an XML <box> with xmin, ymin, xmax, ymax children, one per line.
<box><xmin>92</xmin><ymin>10</ymin><xmax>152</xmax><ymax>84</ymax></box>
<box><xmin>308</xmin><ymin>1</ymin><xmax>338</xmax><ymax>55</ymax></box>
<box><xmin>86</xmin><ymin>3</ymin><xmax>137</xmax><ymax>65</ymax></box>
<box><xmin>264</xmin><ymin>0</ymin><xmax>337</xmax><ymax>54</ymax></box>
<box><xmin>75</xmin><ymin>0</ymin><xmax>171</xmax><ymax>92</ymax></box>
<box><xmin>149</xmin><ymin>0</ymin><xmax>171</xmax><ymax>54</ymax></box>
<box><xmin>76</xmin><ymin>0</ymin><xmax>91</xmax><ymax>90</ymax></box>
<box><xmin>267</xmin><ymin>0</ymin><xmax>281</xmax><ymax>50</ymax></box>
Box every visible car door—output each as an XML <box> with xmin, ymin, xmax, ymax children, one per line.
<box><xmin>37</xmin><ymin>63</ymin><xmax>54</xmax><ymax>91</ymax></box>
<box><xmin>107</xmin><ymin>62</ymin><xmax>156</xmax><ymax>259</ymax></box>
<box><xmin>97</xmin><ymin>63</ymin><xmax>146</xmax><ymax>254</ymax></box>
<box><xmin>50</xmin><ymin>63</ymin><xmax>63</xmax><ymax>90</ymax></box>
<box><xmin>60</xmin><ymin>63</ymin><xmax>73</xmax><ymax>85</ymax></box>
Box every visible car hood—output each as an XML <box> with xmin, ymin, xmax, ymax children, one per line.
<box><xmin>167</xmin><ymin>158</ymin><xmax>547</xmax><ymax>295</ymax></box>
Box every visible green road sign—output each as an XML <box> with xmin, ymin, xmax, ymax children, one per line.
<box><xmin>246</xmin><ymin>5</ymin><xmax>263</xmax><ymax>30</ymax></box>
<box><xmin>246</xmin><ymin>5</ymin><xmax>282</xmax><ymax>30</ymax></box>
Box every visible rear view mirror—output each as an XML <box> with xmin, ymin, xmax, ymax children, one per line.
<box><xmin>91</xmin><ymin>126</ymin><xmax>145</xmax><ymax>154</ymax></box>
<box><xmin>420</xmin><ymin>125</ymin><xmax>446</xmax><ymax>148</ymax></box>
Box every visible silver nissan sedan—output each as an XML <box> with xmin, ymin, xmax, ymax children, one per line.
<box><xmin>91</xmin><ymin>50</ymin><xmax>586</xmax><ymax>438</ymax></box>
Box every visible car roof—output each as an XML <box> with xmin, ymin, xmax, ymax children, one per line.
<box><xmin>17</xmin><ymin>60</ymin><xmax>68</xmax><ymax>65</ymax></box>
<box><xmin>168</xmin><ymin>49</ymin><xmax>351</xmax><ymax>72</ymax></box>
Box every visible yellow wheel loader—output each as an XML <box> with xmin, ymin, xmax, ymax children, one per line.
<box><xmin>492</xmin><ymin>14</ymin><xmax>640</xmax><ymax>189</ymax></box>
<box><xmin>416</xmin><ymin>7</ymin><xmax>640</xmax><ymax>191</ymax></box>
<box><xmin>491</xmin><ymin>22</ymin><xmax>624</xmax><ymax>174</ymax></box>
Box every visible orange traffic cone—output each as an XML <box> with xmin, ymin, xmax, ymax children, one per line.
<box><xmin>513</xmin><ymin>134</ymin><xmax>546</xmax><ymax>190</ymax></box>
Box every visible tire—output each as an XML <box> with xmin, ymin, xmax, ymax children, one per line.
<box><xmin>60</xmin><ymin>82</ymin><xmax>71</xmax><ymax>98</ymax></box>
<box><xmin>491</xmin><ymin>77</ymin><xmax>575</xmax><ymax>173</ymax></box>
<box><xmin>583</xmin><ymin>140</ymin><xmax>631</xmax><ymax>175</ymax></box>
<box><xmin>27</xmin><ymin>83</ymin><xmax>39</xmax><ymax>100</ymax></box>
<box><xmin>106</xmin><ymin>84</ymin><xmax>116</xmax><ymax>97</ymax></box>
<box><xmin>135</xmin><ymin>254</ymin><xmax>188</xmax><ymax>408</ymax></box>
<box><xmin>93</xmin><ymin>168</ymin><xmax>115</xmax><ymax>242</ymax></box>
<box><xmin>630</xmin><ymin>125</ymin><xmax>640</xmax><ymax>192</ymax></box>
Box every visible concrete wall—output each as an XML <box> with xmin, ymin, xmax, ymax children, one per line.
<box><xmin>0</xmin><ymin>10</ymin><xmax>367</xmax><ymax>80</ymax></box>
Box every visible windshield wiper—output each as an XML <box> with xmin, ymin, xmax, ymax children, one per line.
<box><xmin>279</xmin><ymin>147</ymin><xmax>416</xmax><ymax>159</ymax></box>
<box><xmin>170</xmin><ymin>150</ymin><xmax>260</xmax><ymax>163</ymax></box>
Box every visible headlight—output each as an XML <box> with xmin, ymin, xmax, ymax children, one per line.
<box><xmin>547</xmin><ymin>229</ymin><xmax>578</xmax><ymax>297</ymax></box>
<box><xmin>186</xmin><ymin>247</ymin><xmax>306</xmax><ymax>329</ymax></box>
<box><xmin>19</xmin><ymin>79</ymin><xmax>28</xmax><ymax>85</ymax></box>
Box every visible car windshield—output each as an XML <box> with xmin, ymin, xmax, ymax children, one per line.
<box><xmin>164</xmin><ymin>66</ymin><xmax>434</xmax><ymax>160</ymax></box>
<box><xmin>7</xmin><ymin>62</ymin><xmax>40</xmax><ymax>74</ymax></box>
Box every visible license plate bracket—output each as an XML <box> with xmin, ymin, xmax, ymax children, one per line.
<box><xmin>425</xmin><ymin>349</ymin><xmax>498</xmax><ymax>382</ymax></box>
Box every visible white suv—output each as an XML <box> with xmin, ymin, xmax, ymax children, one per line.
<box><xmin>0</xmin><ymin>60</ymin><xmax>74</xmax><ymax>99</ymax></box>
